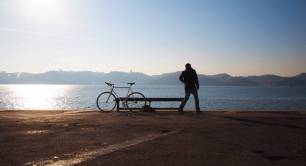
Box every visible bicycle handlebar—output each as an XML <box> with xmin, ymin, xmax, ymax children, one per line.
<box><xmin>105</xmin><ymin>82</ymin><xmax>114</xmax><ymax>87</ymax></box>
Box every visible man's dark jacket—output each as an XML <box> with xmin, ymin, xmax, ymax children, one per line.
<box><xmin>179</xmin><ymin>69</ymin><xmax>199</xmax><ymax>90</ymax></box>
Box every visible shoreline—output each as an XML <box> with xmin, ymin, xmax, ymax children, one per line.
<box><xmin>1</xmin><ymin>109</ymin><xmax>306</xmax><ymax>112</ymax></box>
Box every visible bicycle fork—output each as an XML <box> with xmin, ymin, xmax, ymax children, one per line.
<box><xmin>106</xmin><ymin>88</ymin><xmax>114</xmax><ymax>103</ymax></box>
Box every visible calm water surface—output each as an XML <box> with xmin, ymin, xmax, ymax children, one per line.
<box><xmin>1</xmin><ymin>84</ymin><xmax>306</xmax><ymax>111</ymax></box>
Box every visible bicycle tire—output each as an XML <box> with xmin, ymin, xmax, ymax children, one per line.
<box><xmin>96</xmin><ymin>92</ymin><xmax>117</xmax><ymax>112</ymax></box>
<box><xmin>126</xmin><ymin>92</ymin><xmax>146</xmax><ymax>112</ymax></box>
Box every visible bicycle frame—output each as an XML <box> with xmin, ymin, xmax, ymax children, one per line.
<box><xmin>110</xmin><ymin>85</ymin><xmax>133</xmax><ymax>98</ymax></box>
<box><xmin>106</xmin><ymin>83</ymin><xmax>134</xmax><ymax>102</ymax></box>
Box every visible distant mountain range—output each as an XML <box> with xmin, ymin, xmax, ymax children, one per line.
<box><xmin>0</xmin><ymin>71</ymin><xmax>306</xmax><ymax>86</ymax></box>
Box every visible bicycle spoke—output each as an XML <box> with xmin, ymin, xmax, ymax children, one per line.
<box><xmin>127</xmin><ymin>92</ymin><xmax>146</xmax><ymax>111</ymax></box>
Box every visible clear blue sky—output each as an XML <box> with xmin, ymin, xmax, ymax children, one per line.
<box><xmin>0</xmin><ymin>0</ymin><xmax>305</xmax><ymax>76</ymax></box>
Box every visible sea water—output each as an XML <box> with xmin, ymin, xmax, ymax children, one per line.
<box><xmin>0</xmin><ymin>84</ymin><xmax>306</xmax><ymax>111</ymax></box>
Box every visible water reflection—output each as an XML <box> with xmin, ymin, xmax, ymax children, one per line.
<box><xmin>6</xmin><ymin>85</ymin><xmax>68</xmax><ymax>110</ymax></box>
<box><xmin>1</xmin><ymin>84</ymin><xmax>306</xmax><ymax>110</ymax></box>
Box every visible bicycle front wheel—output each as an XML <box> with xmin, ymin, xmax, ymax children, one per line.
<box><xmin>126</xmin><ymin>92</ymin><xmax>146</xmax><ymax>112</ymax></box>
<box><xmin>96</xmin><ymin>92</ymin><xmax>117</xmax><ymax>112</ymax></box>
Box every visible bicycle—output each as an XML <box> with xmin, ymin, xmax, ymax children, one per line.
<box><xmin>96</xmin><ymin>82</ymin><xmax>146</xmax><ymax>112</ymax></box>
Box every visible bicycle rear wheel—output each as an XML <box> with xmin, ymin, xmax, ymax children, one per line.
<box><xmin>96</xmin><ymin>92</ymin><xmax>117</xmax><ymax>111</ymax></box>
<box><xmin>126</xmin><ymin>92</ymin><xmax>146</xmax><ymax>112</ymax></box>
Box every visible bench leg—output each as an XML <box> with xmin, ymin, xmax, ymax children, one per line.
<box><xmin>116</xmin><ymin>99</ymin><xmax>120</xmax><ymax>112</ymax></box>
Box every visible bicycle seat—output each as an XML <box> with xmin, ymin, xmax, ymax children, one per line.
<box><xmin>105</xmin><ymin>82</ymin><xmax>114</xmax><ymax>87</ymax></box>
<box><xmin>127</xmin><ymin>82</ymin><xmax>135</xmax><ymax>85</ymax></box>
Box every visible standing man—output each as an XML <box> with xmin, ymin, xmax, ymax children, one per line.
<box><xmin>179</xmin><ymin>63</ymin><xmax>200</xmax><ymax>112</ymax></box>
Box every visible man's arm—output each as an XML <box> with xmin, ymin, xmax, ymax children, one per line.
<box><xmin>179</xmin><ymin>72</ymin><xmax>184</xmax><ymax>83</ymax></box>
<box><xmin>194</xmin><ymin>70</ymin><xmax>199</xmax><ymax>90</ymax></box>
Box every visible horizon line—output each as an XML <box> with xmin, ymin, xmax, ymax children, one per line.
<box><xmin>1</xmin><ymin>70</ymin><xmax>305</xmax><ymax>77</ymax></box>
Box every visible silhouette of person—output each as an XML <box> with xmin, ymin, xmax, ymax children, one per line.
<box><xmin>179</xmin><ymin>63</ymin><xmax>200</xmax><ymax>112</ymax></box>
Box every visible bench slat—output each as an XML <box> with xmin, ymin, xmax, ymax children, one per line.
<box><xmin>116</xmin><ymin>97</ymin><xmax>183</xmax><ymax>111</ymax></box>
<box><xmin>117</xmin><ymin>97</ymin><xmax>183</xmax><ymax>102</ymax></box>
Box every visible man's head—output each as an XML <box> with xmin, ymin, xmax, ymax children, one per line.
<box><xmin>185</xmin><ymin>63</ymin><xmax>192</xmax><ymax>70</ymax></box>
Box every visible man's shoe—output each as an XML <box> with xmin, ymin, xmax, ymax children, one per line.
<box><xmin>196</xmin><ymin>109</ymin><xmax>201</xmax><ymax>113</ymax></box>
<box><xmin>178</xmin><ymin>108</ymin><xmax>183</xmax><ymax>113</ymax></box>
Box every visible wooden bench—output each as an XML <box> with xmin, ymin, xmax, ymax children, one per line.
<box><xmin>116</xmin><ymin>97</ymin><xmax>184</xmax><ymax>111</ymax></box>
